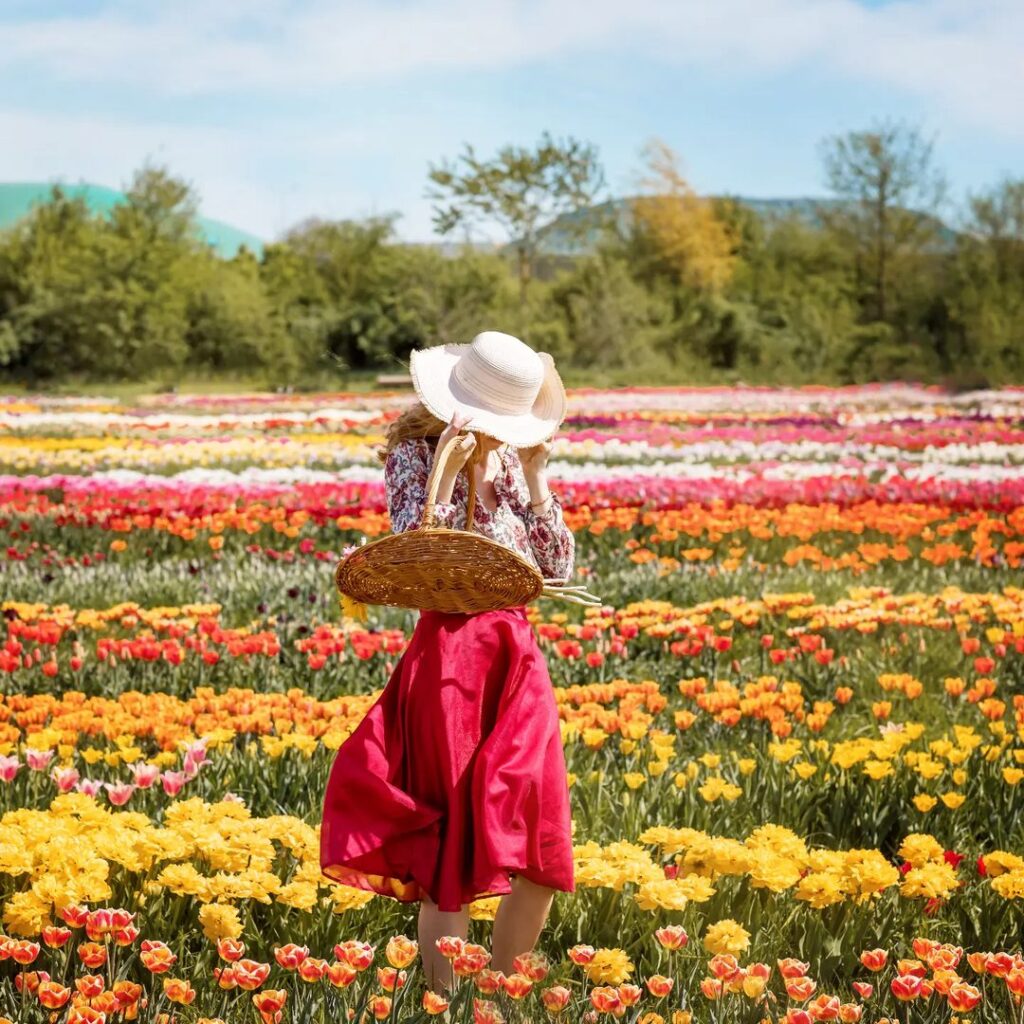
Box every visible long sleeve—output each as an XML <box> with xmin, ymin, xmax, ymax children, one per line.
<box><xmin>384</xmin><ymin>438</ymin><xmax>458</xmax><ymax>534</ymax></box>
<box><xmin>504</xmin><ymin>452</ymin><xmax>576</xmax><ymax>580</ymax></box>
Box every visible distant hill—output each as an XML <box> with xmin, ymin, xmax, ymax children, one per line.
<box><xmin>0</xmin><ymin>182</ymin><xmax>264</xmax><ymax>259</ymax></box>
<box><xmin>524</xmin><ymin>196</ymin><xmax>959</xmax><ymax>256</ymax></box>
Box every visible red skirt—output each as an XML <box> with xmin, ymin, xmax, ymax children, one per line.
<box><xmin>319</xmin><ymin>606</ymin><xmax>575</xmax><ymax>913</ymax></box>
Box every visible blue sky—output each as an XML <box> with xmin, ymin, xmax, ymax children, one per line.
<box><xmin>2</xmin><ymin>0</ymin><xmax>1022</xmax><ymax>242</ymax></box>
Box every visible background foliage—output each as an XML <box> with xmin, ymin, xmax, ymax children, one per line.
<box><xmin>1</xmin><ymin>122</ymin><xmax>1021</xmax><ymax>388</ymax></box>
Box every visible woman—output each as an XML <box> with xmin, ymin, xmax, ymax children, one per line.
<box><xmin>319</xmin><ymin>331</ymin><xmax>576</xmax><ymax>994</ymax></box>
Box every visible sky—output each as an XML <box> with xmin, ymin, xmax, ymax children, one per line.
<box><xmin>2</xmin><ymin>0</ymin><xmax>1023</xmax><ymax>243</ymax></box>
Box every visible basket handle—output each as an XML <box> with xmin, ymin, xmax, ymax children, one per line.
<box><xmin>422</xmin><ymin>432</ymin><xmax>477</xmax><ymax>531</ymax></box>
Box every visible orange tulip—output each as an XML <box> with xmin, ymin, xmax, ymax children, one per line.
<box><xmin>654</xmin><ymin>926</ymin><xmax>688</xmax><ymax>950</ymax></box>
<box><xmin>77</xmin><ymin>942</ymin><xmax>107</xmax><ymax>969</ymax></box>
<box><xmin>14</xmin><ymin>970</ymin><xmax>48</xmax><ymax>996</ymax></box>
<box><xmin>139</xmin><ymin>940</ymin><xmax>175</xmax><ymax>973</ymax></box>
<box><xmin>76</xmin><ymin>974</ymin><xmax>105</xmax><ymax>998</ymax></box>
<box><xmin>779</xmin><ymin>958</ymin><xmax>811</xmax><ymax>978</ymax></box>
<box><xmin>60</xmin><ymin>904</ymin><xmax>90</xmax><ymax>928</ymax></box>
<box><xmin>806</xmin><ymin>994</ymin><xmax>840</xmax><ymax>1020</ymax></box>
<box><xmin>473</xmin><ymin>968</ymin><xmax>504</xmax><ymax>995</ymax></box>
<box><xmin>213</xmin><ymin>965</ymin><xmax>237</xmax><ymax>989</ymax></box>
<box><xmin>298</xmin><ymin>957</ymin><xmax>328</xmax><ymax>983</ymax></box>
<box><xmin>541</xmin><ymin>985</ymin><xmax>571</xmax><ymax>1013</ymax></box>
<box><xmin>709</xmin><ymin>954</ymin><xmax>741</xmax><ymax>981</ymax></box>
<box><xmin>896</xmin><ymin>958</ymin><xmax>927</xmax><ymax>978</ymax></box>
<box><xmin>386</xmin><ymin>935</ymin><xmax>419</xmax><ymax>969</ymax></box>
<box><xmin>327</xmin><ymin>960</ymin><xmax>357</xmax><ymax>988</ymax></box>
<box><xmin>618</xmin><ymin>983</ymin><xmax>643</xmax><ymax>1006</ymax></box>
<box><xmin>591</xmin><ymin>985</ymin><xmax>624</xmax><ymax>1012</ymax></box>
<box><xmin>67</xmin><ymin>1009</ymin><xmax>106</xmax><ymax>1024</ymax></box>
<box><xmin>274</xmin><ymin>943</ymin><xmax>308</xmax><ymax>969</ymax></box>
<box><xmin>786</xmin><ymin>976</ymin><xmax>817</xmax><ymax>1001</ymax></box>
<box><xmin>986</xmin><ymin>952</ymin><xmax>1016</xmax><ymax>977</ymax></box>
<box><xmin>112</xmin><ymin>980</ymin><xmax>143</xmax><ymax>1011</ymax></box>
<box><xmin>454</xmin><ymin>948</ymin><xmax>492</xmax><ymax>977</ymax></box>
<box><xmin>646</xmin><ymin>974</ymin><xmax>674</xmax><ymax>998</ymax></box>
<box><xmin>700</xmin><ymin>977</ymin><xmax>723</xmax><ymax>1000</ymax></box>
<box><xmin>926</xmin><ymin>945</ymin><xmax>963</xmax><ymax>972</ymax></box>
<box><xmin>423</xmin><ymin>990</ymin><xmax>450</xmax><ymax>1014</ymax></box>
<box><xmin>435</xmin><ymin>935</ymin><xmax>465</xmax><ymax>959</ymax></box>
<box><xmin>947</xmin><ymin>982</ymin><xmax>982</xmax><ymax>1011</ymax></box>
<box><xmin>163</xmin><ymin>977</ymin><xmax>196</xmax><ymax>1004</ymax></box>
<box><xmin>252</xmin><ymin>990</ymin><xmax>287</xmax><ymax>1014</ymax></box>
<box><xmin>784</xmin><ymin>1011</ymin><xmax>812</xmax><ymax>1024</ymax></box>
<box><xmin>747</xmin><ymin>961</ymin><xmax>771</xmax><ymax>981</ymax></box>
<box><xmin>10</xmin><ymin>941</ymin><xmax>40</xmax><ymax>965</ymax></box>
<box><xmin>890</xmin><ymin>975</ymin><xmax>923</xmax><ymax>1001</ymax></box>
<box><xmin>233</xmin><ymin>958</ymin><xmax>272</xmax><ymax>990</ymax></box>
<box><xmin>858</xmin><ymin>949</ymin><xmax>887</xmax><ymax>972</ymax></box>
<box><xmin>967</xmin><ymin>951</ymin><xmax>990</xmax><ymax>974</ymax></box>
<box><xmin>336</xmin><ymin>940</ymin><xmax>375</xmax><ymax>970</ymax></box>
<box><xmin>569</xmin><ymin>944</ymin><xmax>597</xmax><ymax>964</ymax></box>
<box><xmin>377</xmin><ymin>966</ymin><xmax>407</xmax><ymax>992</ymax></box>
<box><xmin>38</xmin><ymin>980</ymin><xmax>71</xmax><ymax>1009</ymax></box>
<box><xmin>513</xmin><ymin>950</ymin><xmax>550</xmax><ymax>981</ymax></box>
<box><xmin>930</xmin><ymin>969</ymin><xmax>959</xmax><ymax>996</ymax></box>
<box><xmin>217</xmin><ymin>938</ymin><xmax>245</xmax><ymax>962</ymax></box>
<box><xmin>472</xmin><ymin>998</ymin><xmax>505</xmax><ymax>1024</ymax></box>
<box><xmin>368</xmin><ymin>995</ymin><xmax>391</xmax><ymax>1019</ymax></box>
<box><xmin>41</xmin><ymin>926</ymin><xmax>72</xmax><ymax>948</ymax></box>
<box><xmin>500</xmin><ymin>973</ymin><xmax>533</xmax><ymax>999</ymax></box>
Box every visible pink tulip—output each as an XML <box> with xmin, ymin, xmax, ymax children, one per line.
<box><xmin>162</xmin><ymin>771</ymin><xmax>188</xmax><ymax>796</ymax></box>
<box><xmin>25</xmin><ymin>748</ymin><xmax>55</xmax><ymax>771</ymax></box>
<box><xmin>0</xmin><ymin>754</ymin><xmax>21</xmax><ymax>782</ymax></box>
<box><xmin>182</xmin><ymin>740</ymin><xmax>209</xmax><ymax>777</ymax></box>
<box><xmin>104</xmin><ymin>782</ymin><xmax>136</xmax><ymax>806</ymax></box>
<box><xmin>130</xmin><ymin>763</ymin><xmax>162</xmax><ymax>788</ymax></box>
<box><xmin>51</xmin><ymin>767</ymin><xmax>80</xmax><ymax>792</ymax></box>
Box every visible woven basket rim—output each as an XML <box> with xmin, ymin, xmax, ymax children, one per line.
<box><xmin>335</xmin><ymin>525</ymin><xmax>544</xmax><ymax>612</ymax></box>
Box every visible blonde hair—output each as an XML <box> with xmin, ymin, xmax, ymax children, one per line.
<box><xmin>377</xmin><ymin>401</ymin><xmax>446</xmax><ymax>463</ymax></box>
<box><xmin>377</xmin><ymin>401</ymin><xmax>490</xmax><ymax>470</ymax></box>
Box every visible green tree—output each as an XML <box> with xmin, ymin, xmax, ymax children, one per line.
<box><xmin>261</xmin><ymin>216</ymin><xmax>517</xmax><ymax>377</ymax></box>
<box><xmin>630</xmin><ymin>138</ymin><xmax>738</xmax><ymax>294</ymax></box>
<box><xmin>818</xmin><ymin>120</ymin><xmax>947</xmax><ymax>323</ymax></box>
<box><xmin>180</xmin><ymin>251</ymin><xmax>295</xmax><ymax>380</ymax></box>
<box><xmin>951</xmin><ymin>177</ymin><xmax>1024</xmax><ymax>381</ymax></box>
<box><xmin>426</xmin><ymin>132</ymin><xmax>606</xmax><ymax>310</ymax></box>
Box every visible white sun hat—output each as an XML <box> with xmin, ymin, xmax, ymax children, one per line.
<box><xmin>408</xmin><ymin>331</ymin><xmax>567</xmax><ymax>447</ymax></box>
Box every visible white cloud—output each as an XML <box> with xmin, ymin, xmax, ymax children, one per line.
<box><xmin>1</xmin><ymin>0</ymin><xmax>1023</xmax><ymax>139</ymax></box>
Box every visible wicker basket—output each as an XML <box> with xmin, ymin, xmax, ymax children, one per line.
<box><xmin>335</xmin><ymin>433</ymin><xmax>600</xmax><ymax>614</ymax></box>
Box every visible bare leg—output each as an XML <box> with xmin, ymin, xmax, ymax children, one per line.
<box><xmin>490</xmin><ymin>874</ymin><xmax>556</xmax><ymax>976</ymax></box>
<box><xmin>417</xmin><ymin>897</ymin><xmax>470</xmax><ymax>994</ymax></box>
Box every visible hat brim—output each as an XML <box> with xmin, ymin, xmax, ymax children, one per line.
<box><xmin>409</xmin><ymin>343</ymin><xmax>567</xmax><ymax>447</ymax></box>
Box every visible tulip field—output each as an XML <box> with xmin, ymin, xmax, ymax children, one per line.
<box><xmin>2</xmin><ymin>382</ymin><xmax>1024</xmax><ymax>1023</ymax></box>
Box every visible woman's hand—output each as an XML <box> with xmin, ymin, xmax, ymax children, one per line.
<box><xmin>519</xmin><ymin>440</ymin><xmax>552</xmax><ymax>508</ymax></box>
<box><xmin>519</xmin><ymin>440</ymin><xmax>551</xmax><ymax>479</ymax></box>
<box><xmin>433</xmin><ymin>410</ymin><xmax>476</xmax><ymax>503</ymax></box>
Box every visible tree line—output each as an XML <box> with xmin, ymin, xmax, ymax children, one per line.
<box><xmin>0</xmin><ymin>120</ymin><xmax>1021</xmax><ymax>387</ymax></box>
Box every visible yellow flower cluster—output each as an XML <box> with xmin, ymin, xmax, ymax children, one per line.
<box><xmin>573</xmin><ymin>823</ymin><xmax>1024</xmax><ymax>914</ymax></box>
<box><xmin>0</xmin><ymin>793</ymin><xmax>371</xmax><ymax>936</ymax></box>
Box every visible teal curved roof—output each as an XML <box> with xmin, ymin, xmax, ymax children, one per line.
<box><xmin>0</xmin><ymin>182</ymin><xmax>264</xmax><ymax>259</ymax></box>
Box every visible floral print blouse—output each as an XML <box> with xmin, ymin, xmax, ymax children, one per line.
<box><xmin>383</xmin><ymin>437</ymin><xmax>575</xmax><ymax>580</ymax></box>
